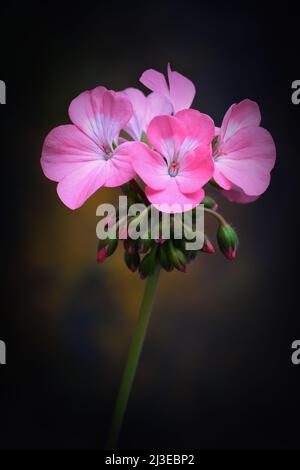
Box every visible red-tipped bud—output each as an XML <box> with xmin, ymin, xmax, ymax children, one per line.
<box><xmin>217</xmin><ymin>224</ymin><xmax>238</xmax><ymax>260</ymax></box>
<box><xmin>124</xmin><ymin>250</ymin><xmax>140</xmax><ymax>273</ymax></box>
<box><xmin>139</xmin><ymin>247</ymin><xmax>158</xmax><ymax>279</ymax></box>
<box><xmin>167</xmin><ymin>240</ymin><xmax>188</xmax><ymax>273</ymax></box>
<box><xmin>97</xmin><ymin>237</ymin><xmax>118</xmax><ymax>264</ymax></box>
<box><xmin>124</xmin><ymin>238</ymin><xmax>138</xmax><ymax>255</ymax></box>
<box><xmin>157</xmin><ymin>244</ymin><xmax>173</xmax><ymax>272</ymax></box>
<box><xmin>201</xmin><ymin>236</ymin><xmax>215</xmax><ymax>254</ymax></box>
<box><xmin>97</xmin><ymin>245</ymin><xmax>109</xmax><ymax>264</ymax></box>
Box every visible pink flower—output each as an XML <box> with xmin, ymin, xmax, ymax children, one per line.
<box><xmin>213</xmin><ymin>99</ymin><xmax>276</xmax><ymax>202</ymax></box>
<box><xmin>140</xmin><ymin>63</ymin><xmax>196</xmax><ymax>114</ymax></box>
<box><xmin>41</xmin><ymin>86</ymin><xmax>136</xmax><ymax>209</ymax></box>
<box><xmin>131</xmin><ymin>110</ymin><xmax>215</xmax><ymax>213</ymax></box>
<box><xmin>119</xmin><ymin>88</ymin><xmax>172</xmax><ymax>141</ymax></box>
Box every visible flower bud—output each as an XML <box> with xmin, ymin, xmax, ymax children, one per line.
<box><xmin>124</xmin><ymin>250</ymin><xmax>140</xmax><ymax>273</ymax></box>
<box><xmin>202</xmin><ymin>196</ymin><xmax>218</xmax><ymax>211</ymax></box>
<box><xmin>139</xmin><ymin>247</ymin><xmax>158</xmax><ymax>279</ymax></box>
<box><xmin>201</xmin><ymin>235</ymin><xmax>215</xmax><ymax>254</ymax></box>
<box><xmin>124</xmin><ymin>238</ymin><xmax>138</xmax><ymax>255</ymax></box>
<box><xmin>97</xmin><ymin>237</ymin><xmax>118</xmax><ymax>264</ymax></box>
<box><xmin>167</xmin><ymin>240</ymin><xmax>188</xmax><ymax>272</ymax></box>
<box><xmin>138</xmin><ymin>233</ymin><xmax>154</xmax><ymax>253</ymax></box>
<box><xmin>217</xmin><ymin>224</ymin><xmax>238</xmax><ymax>260</ymax></box>
<box><xmin>157</xmin><ymin>244</ymin><xmax>173</xmax><ymax>272</ymax></box>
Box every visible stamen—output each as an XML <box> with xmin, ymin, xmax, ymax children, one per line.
<box><xmin>168</xmin><ymin>161</ymin><xmax>180</xmax><ymax>177</ymax></box>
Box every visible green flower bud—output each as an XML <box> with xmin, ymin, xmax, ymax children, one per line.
<box><xmin>138</xmin><ymin>237</ymin><xmax>154</xmax><ymax>254</ymax></box>
<box><xmin>124</xmin><ymin>250</ymin><xmax>140</xmax><ymax>273</ymax></box>
<box><xmin>167</xmin><ymin>240</ymin><xmax>188</xmax><ymax>272</ymax></box>
<box><xmin>139</xmin><ymin>247</ymin><xmax>158</xmax><ymax>279</ymax></box>
<box><xmin>217</xmin><ymin>224</ymin><xmax>238</xmax><ymax>260</ymax></box>
<box><xmin>202</xmin><ymin>196</ymin><xmax>218</xmax><ymax>211</ymax></box>
<box><xmin>157</xmin><ymin>244</ymin><xmax>173</xmax><ymax>272</ymax></box>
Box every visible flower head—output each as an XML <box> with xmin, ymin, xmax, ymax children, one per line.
<box><xmin>132</xmin><ymin>109</ymin><xmax>215</xmax><ymax>213</ymax></box>
<box><xmin>140</xmin><ymin>63</ymin><xmax>196</xmax><ymax>114</ymax></box>
<box><xmin>41</xmin><ymin>87</ymin><xmax>136</xmax><ymax>209</ymax></box>
<box><xmin>213</xmin><ymin>99</ymin><xmax>276</xmax><ymax>202</ymax></box>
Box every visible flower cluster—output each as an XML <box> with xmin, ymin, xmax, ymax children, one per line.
<box><xmin>41</xmin><ymin>64</ymin><xmax>276</xmax><ymax>276</ymax></box>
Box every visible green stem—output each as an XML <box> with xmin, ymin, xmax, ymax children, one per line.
<box><xmin>204</xmin><ymin>207</ymin><xmax>227</xmax><ymax>226</ymax></box>
<box><xmin>107</xmin><ymin>266</ymin><xmax>161</xmax><ymax>449</ymax></box>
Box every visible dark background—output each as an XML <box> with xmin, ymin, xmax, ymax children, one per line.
<box><xmin>1</xmin><ymin>0</ymin><xmax>299</xmax><ymax>449</ymax></box>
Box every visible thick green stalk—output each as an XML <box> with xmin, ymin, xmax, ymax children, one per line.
<box><xmin>107</xmin><ymin>266</ymin><xmax>161</xmax><ymax>449</ymax></box>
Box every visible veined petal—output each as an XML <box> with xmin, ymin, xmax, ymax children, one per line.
<box><xmin>120</xmin><ymin>89</ymin><xmax>172</xmax><ymax>141</ymax></box>
<box><xmin>131</xmin><ymin>142</ymin><xmax>169</xmax><ymax>190</ymax></box>
<box><xmin>104</xmin><ymin>141</ymin><xmax>136</xmax><ymax>187</ymax></box>
<box><xmin>57</xmin><ymin>159</ymin><xmax>108</xmax><ymax>210</ymax></box>
<box><xmin>220</xmin><ymin>99</ymin><xmax>261</xmax><ymax>144</ymax></box>
<box><xmin>177</xmin><ymin>145</ymin><xmax>214</xmax><ymax>194</ymax></box>
<box><xmin>222</xmin><ymin>126</ymin><xmax>276</xmax><ymax>165</ymax></box>
<box><xmin>102</xmin><ymin>91</ymin><xmax>133</xmax><ymax>145</ymax></box>
<box><xmin>140</xmin><ymin>64</ymin><xmax>196</xmax><ymax>114</ymax></box>
<box><xmin>215</xmin><ymin>125</ymin><xmax>276</xmax><ymax>196</ymax></box>
<box><xmin>216</xmin><ymin>158</ymin><xmax>272</xmax><ymax>196</ymax></box>
<box><xmin>41</xmin><ymin>124</ymin><xmax>103</xmax><ymax>182</ymax></box>
<box><xmin>146</xmin><ymin>115</ymin><xmax>185</xmax><ymax>163</ymax></box>
<box><xmin>213</xmin><ymin>166</ymin><xmax>233</xmax><ymax>190</ymax></box>
<box><xmin>119</xmin><ymin>88</ymin><xmax>147</xmax><ymax>141</ymax></box>
<box><xmin>167</xmin><ymin>63</ymin><xmax>196</xmax><ymax>113</ymax></box>
<box><xmin>175</xmin><ymin>109</ymin><xmax>215</xmax><ymax>153</ymax></box>
<box><xmin>69</xmin><ymin>87</ymin><xmax>132</xmax><ymax>147</ymax></box>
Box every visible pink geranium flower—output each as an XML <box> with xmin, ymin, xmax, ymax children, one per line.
<box><xmin>119</xmin><ymin>88</ymin><xmax>172</xmax><ymax>141</ymax></box>
<box><xmin>213</xmin><ymin>99</ymin><xmax>276</xmax><ymax>202</ymax></box>
<box><xmin>41</xmin><ymin>87</ymin><xmax>136</xmax><ymax>209</ymax></box>
<box><xmin>140</xmin><ymin>63</ymin><xmax>196</xmax><ymax>114</ymax></box>
<box><xmin>131</xmin><ymin>110</ymin><xmax>215</xmax><ymax>213</ymax></box>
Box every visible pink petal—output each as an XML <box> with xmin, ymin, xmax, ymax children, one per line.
<box><xmin>220</xmin><ymin>99</ymin><xmax>261</xmax><ymax>144</ymax></box>
<box><xmin>176</xmin><ymin>146</ymin><xmax>214</xmax><ymax>194</ymax></box>
<box><xmin>215</xmin><ymin>126</ymin><xmax>276</xmax><ymax>196</ymax></box>
<box><xmin>57</xmin><ymin>159</ymin><xmax>108</xmax><ymax>210</ymax></box>
<box><xmin>139</xmin><ymin>69</ymin><xmax>169</xmax><ymax>97</ymax></box>
<box><xmin>140</xmin><ymin>64</ymin><xmax>196</xmax><ymax>114</ymax></box>
<box><xmin>146</xmin><ymin>179</ymin><xmax>204</xmax><ymax>213</ymax></box>
<box><xmin>131</xmin><ymin>142</ymin><xmax>169</xmax><ymax>190</ymax></box>
<box><xmin>120</xmin><ymin>88</ymin><xmax>147</xmax><ymax>141</ymax></box>
<box><xmin>102</xmin><ymin>91</ymin><xmax>133</xmax><ymax>145</ymax></box>
<box><xmin>220</xmin><ymin>186</ymin><xmax>259</xmax><ymax>203</ymax></box>
<box><xmin>167</xmin><ymin>63</ymin><xmax>196</xmax><ymax>113</ymax></box>
<box><xmin>41</xmin><ymin>124</ymin><xmax>102</xmax><ymax>182</ymax></box>
<box><xmin>146</xmin><ymin>115</ymin><xmax>185</xmax><ymax>163</ymax></box>
<box><xmin>146</xmin><ymin>92</ymin><xmax>173</xmax><ymax>126</ymax></box>
<box><xmin>104</xmin><ymin>142</ymin><xmax>136</xmax><ymax>187</ymax></box>
<box><xmin>213</xmin><ymin>165</ymin><xmax>233</xmax><ymax>190</ymax></box>
<box><xmin>120</xmin><ymin>89</ymin><xmax>172</xmax><ymax>141</ymax></box>
<box><xmin>175</xmin><ymin>109</ymin><xmax>215</xmax><ymax>150</ymax></box>
<box><xmin>69</xmin><ymin>87</ymin><xmax>132</xmax><ymax>147</ymax></box>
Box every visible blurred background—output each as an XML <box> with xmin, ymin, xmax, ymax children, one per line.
<box><xmin>1</xmin><ymin>0</ymin><xmax>299</xmax><ymax>449</ymax></box>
